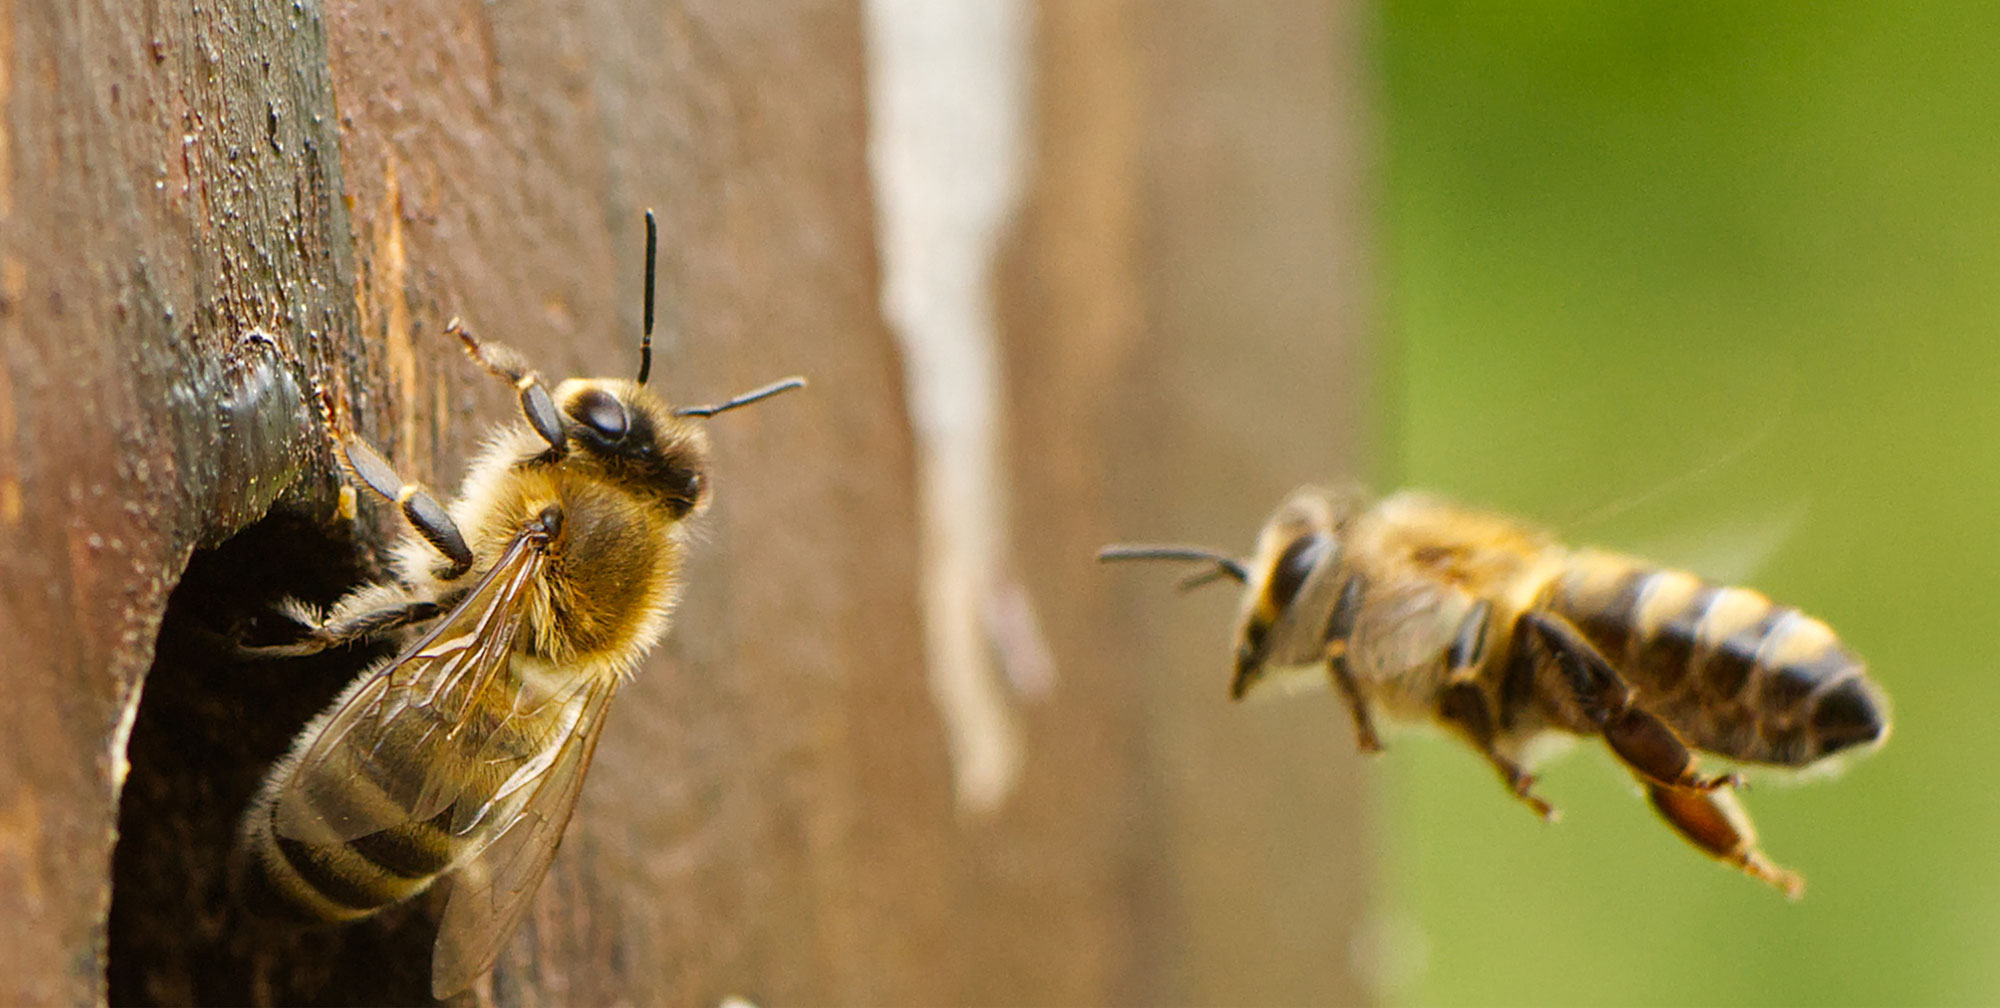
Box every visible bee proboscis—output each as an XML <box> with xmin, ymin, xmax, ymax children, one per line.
<box><xmin>236</xmin><ymin>211</ymin><xmax>804</xmax><ymax>996</ymax></box>
<box><xmin>1101</xmin><ymin>487</ymin><xmax>1890</xmax><ymax>897</ymax></box>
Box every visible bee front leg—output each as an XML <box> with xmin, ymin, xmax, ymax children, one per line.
<box><xmin>341</xmin><ymin>437</ymin><xmax>476</xmax><ymax>580</ymax></box>
<box><xmin>447</xmin><ymin>317</ymin><xmax>567</xmax><ymax>454</ymax></box>
<box><xmin>1521</xmin><ymin>612</ymin><xmax>1740</xmax><ymax>793</ymax></box>
<box><xmin>1643</xmin><ymin>777</ymin><xmax>1804</xmax><ymax>898</ymax></box>
<box><xmin>314</xmin><ymin>386</ymin><xmax>476</xmax><ymax>579</ymax></box>
<box><xmin>1325</xmin><ymin>650</ymin><xmax>1383</xmax><ymax>754</ymax></box>
<box><xmin>1437</xmin><ymin>681</ymin><xmax>1558</xmax><ymax>821</ymax></box>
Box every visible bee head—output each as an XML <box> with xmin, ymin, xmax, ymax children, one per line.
<box><xmin>547</xmin><ymin>375</ymin><xmax>807</xmax><ymax>519</ymax></box>
<box><xmin>1230</xmin><ymin>533</ymin><xmax>1328</xmax><ymax>698</ymax></box>
<box><xmin>1228</xmin><ymin>488</ymin><xmax>1361</xmax><ymax>699</ymax></box>
<box><xmin>469</xmin><ymin>212</ymin><xmax>803</xmax><ymax>522</ymax></box>
<box><xmin>552</xmin><ymin>378</ymin><xmax>711</xmax><ymax>519</ymax></box>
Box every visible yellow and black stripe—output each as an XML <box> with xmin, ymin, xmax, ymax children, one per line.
<box><xmin>238</xmin><ymin>681</ymin><xmax>563</xmax><ymax>924</ymax></box>
<box><xmin>1544</xmin><ymin>550</ymin><xmax>1887</xmax><ymax>767</ymax></box>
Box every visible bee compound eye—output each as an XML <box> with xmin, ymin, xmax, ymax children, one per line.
<box><xmin>662</xmin><ymin>467</ymin><xmax>703</xmax><ymax>517</ymax></box>
<box><xmin>1267</xmin><ymin>534</ymin><xmax>1329</xmax><ymax>610</ymax></box>
<box><xmin>571</xmin><ymin>387</ymin><xmax>629</xmax><ymax>440</ymax></box>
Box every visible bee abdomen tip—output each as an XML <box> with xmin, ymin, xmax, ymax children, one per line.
<box><xmin>1810</xmin><ymin>677</ymin><xmax>1890</xmax><ymax>756</ymax></box>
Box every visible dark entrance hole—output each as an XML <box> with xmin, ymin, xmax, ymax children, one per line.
<box><xmin>107</xmin><ymin>511</ymin><xmax>436</xmax><ymax>1006</ymax></box>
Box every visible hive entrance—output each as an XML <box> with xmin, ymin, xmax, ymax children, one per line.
<box><xmin>107</xmin><ymin>512</ymin><xmax>436</xmax><ymax>1006</ymax></box>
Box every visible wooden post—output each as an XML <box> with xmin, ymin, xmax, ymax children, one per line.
<box><xmin>997</xmin><ymin>1</ymin><xmax>1378</xmax><ymax>1003</ymax></box>
<box><xmin>0</xmin><ymin>0</ymin><xmax>1374</xmax><ymax>1003</ymax></box>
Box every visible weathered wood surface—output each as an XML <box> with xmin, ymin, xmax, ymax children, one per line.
<box><xmin>0</xmin><ymin>0</ymin><xmax>1374</xmax><ymax>1004</ymax></box>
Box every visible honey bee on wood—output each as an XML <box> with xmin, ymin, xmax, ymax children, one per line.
<box><xmin>1100</xmin><ymin>487</ymin><xmax>1890</xmax><ymax>897</ymax></box>
<box><xmin>235</xmin><ymin>212</ymin><xmax>804</xmax><ymax>996</ymax></box>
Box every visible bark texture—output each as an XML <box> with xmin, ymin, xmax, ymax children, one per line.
<box><xmin>0</xmin><ymin>0</ymin><xmax>1374</xmax><ymax>1004</ymax></box>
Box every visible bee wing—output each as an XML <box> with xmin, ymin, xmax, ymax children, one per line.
<box><xmin>1346</xmin><ymin>574</ymin><xmax>1474</xmax><ymax>679</ymax></box>
<box><xmin>274</xmin><ymin>527</ymin><xmax>550</xmax><ymax>845</ymax></box>
<box><xmin>1614</xmin><ymin>499</ymin><xmax>1807</xmax><ymax>586</ymax></box>
<box><xmin>429</xmin><ymin>675</ymin><xmax>615</xmax><ymax>999</ymax></box>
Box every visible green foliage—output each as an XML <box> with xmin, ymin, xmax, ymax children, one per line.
<box><xmin>1380</xmin><ymin>3</ymin><xmax>2000</xmax><ymax>1004</ymax></box>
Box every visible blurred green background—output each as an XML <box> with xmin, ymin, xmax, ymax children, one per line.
<box><xmin>1376</xmin><ymin>3</ymin><xmax>2000</xmax><ymax>1005</ymax></box>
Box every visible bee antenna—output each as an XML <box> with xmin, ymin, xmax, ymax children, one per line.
<box><xmin>673</xmin><ymin>376</ymin><xmax>808</xmax><ymax>418</ymax></box>
<box><xmin>638</xmin><ymin>209</ymin><xmax>657</xmax><ymax>386</ymax></box>
<box><xmin>1174</xmin><ymin>567</ymin><xmax>1238</xmax><ymax>593</ymax></box>
<box><xmin>1095</xmin><ymin>544</ymin><xmax>1249</xmax><ymax>588</ymax></box>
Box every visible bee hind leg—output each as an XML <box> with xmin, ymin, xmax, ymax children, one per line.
<box><xmin>236</xmin><ymin>591</ymin><xmax>444</xmax><ymax>659</ymax></box>
<box><xmin>1521</xmin><ymin>612</ymin><xmax>1739</xmax><ymax>793</ymax></box>
<box><xmin>1644</xmin><ymin>777</ymin><xmax>1804</xmax><ymax>898</ymax></box>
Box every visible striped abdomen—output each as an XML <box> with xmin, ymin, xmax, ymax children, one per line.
<box><xmin>240</xmin><ymin>795</ymin><xmax>456</xmax><ymax>924</ymax></box>
<box><xmin>1542</xmin><ymin>550</ymin><xmax>1888</xmax><ymax>767</ymax></box>
<box><xmin>238</xmin><ymin>676</ymin><xmax>559</xmax><ymax>924</ymax></box>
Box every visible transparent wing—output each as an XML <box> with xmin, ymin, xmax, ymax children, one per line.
<box><xmin>274</xmin><ymin>527</ymin><xmax>550</xmax><ymax>845</ymax></box>
<box><xmin>1612</xmin><ymin>499</ymin><xmax>1808</xmax><ymax>587</ymax></box>
<box><xmin>429</xmin><ymin>675</ymin><xmax>615</xmax><ymax>999</ymax></box>
<box><xmin>1346</xmin><ymin>573</ymin><xmax>1473</xmax><ymax>680</ymax></box>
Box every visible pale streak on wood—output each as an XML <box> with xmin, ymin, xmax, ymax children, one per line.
<box><xmin>863</xmin><ymin>0</ymin><xmax>1053</xmax><ymax>814</ymax></box>
<box><xmin>376</xmin><ymin>156</ymin><xmax>419</xmax><ymax>458</ymax></box>
<box><xmin>107</xmin><ymin>674</ymin><xmax>146</xmax><ymax>792</ymax></box>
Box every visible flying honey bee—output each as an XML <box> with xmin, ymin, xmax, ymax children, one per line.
<box><xmin>235</xmin><ymin>212</ymin><xmax>804</xmax><ymax>996</ymax></box>
<box><xmin>1100</xmin><ymin>487</ymin><xmax>1890</xmax><ymax>897</ymax></box>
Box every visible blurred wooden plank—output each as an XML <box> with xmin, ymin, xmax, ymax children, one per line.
<box><xmin>1000</xmin><ymin>0</ymin><xmax>1378</xmax><ymax>1003</ymax></box>
<box><xmin>1136</xmin><ymin>1</ymin><xmax>1379</xmax><ymax>1003</ymax></box>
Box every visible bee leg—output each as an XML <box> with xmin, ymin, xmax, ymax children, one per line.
<box><xmin>1522</xmin><ymin>612</ymin><xmax>1738</xmax><ymax>793</ymax></box>
<box><xmin>1433</xmin><ymin>601</ymin><xmax>1555</xmax><ymax>818</ymax></box>
<box><xmin>1437</xmin><ymin>681</ymin><xmax>1558</xmax><ymax>821</ymax></box>
<box><xmin>1445</xmin><ymin>599</ymin><xmax>1492</xmax><ymax>683</ymax></box>
<box><xmin>1325</xmin><ymin>650</ymin><xmax>1383</xmax><ymax>753</ymax></box>
<box><xmin>1603</xmin><ymin>704</ymin><xmax>1744</xmax><ymax>793</ymax></box>
<box><xmin>313</xmin><ymin>386</ymin><xmax>476</xmax><ymax>579</ymax></box>
<box><xmin>335</xmin><ymin>435</ymin><xmax>477</xmax><ymax>580</ymax></box>
<box><xmin>1643</xmin><ymin>777</ymin><xmax>1804</xmax><ymax>899</ymax></box>
<box><xmin>447</xmin><ymin>317</ymin><xmax>568</xmax><ymax>454</ymax></box>
<box><xmin>237</xmin><ymin>593</ymin><xmax>445</xmax><ymax>658</ymax></box>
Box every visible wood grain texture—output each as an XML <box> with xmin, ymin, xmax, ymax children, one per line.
<box><xmin>0</xmin><ymin>0</ymin><xmax>1374</xmax><ymax>1004</ymax></box>
<box><xmin>1</xmin><ymin>0</ymin><xmax>359</xmax><ymax>1002</ymax></box>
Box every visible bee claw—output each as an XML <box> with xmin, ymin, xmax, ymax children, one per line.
<box><xmin>1764</xmin><ymin>864</ymin><xmax>1806</xmax><ymax>901</ymax></box>
<box><xmin>1508</xmin><ymin>774</ymin><xmax>1559</xmax><ymax>821</ymax></box>
<box><xmin>1693</xmin><ymin>772</ymin><xmax>1747</xmax><ymax>792</ymax></box>
<box><xmin>1521</xmin><ymin>792</ymin><xmax>1560</xmax><ymax>822</ymax></box>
